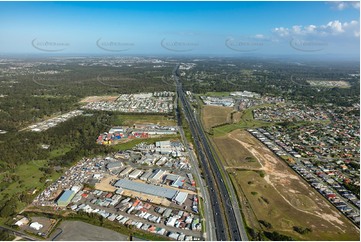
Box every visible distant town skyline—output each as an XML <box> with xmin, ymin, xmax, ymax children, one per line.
<box><xmin>0</xmin><ymin>1</ymin><xmax>359</xmax><ymax>59</ymax></box>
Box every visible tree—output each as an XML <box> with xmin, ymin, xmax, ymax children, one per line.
<box><xmin>293</xmin><ymin>226</ymin><xmax>312</xmax><ymax>234</ymax></box>
<box><xmin>0</xmin><ymin>197</ymin><xmax>18</xmax><ymax>218</ymax></box>
<box><xmin>20</xmin><ymin>192</ymin><xmax>34</xmax><ymax>204</ymax></box>
<box><xmin>0</xmin><ymin>230</ymin><xmax>15</xmax><ymax>241</ymax></box>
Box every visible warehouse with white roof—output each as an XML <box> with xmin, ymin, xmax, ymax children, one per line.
<box><xmin>114</xmin><ymin>179</ymin><xmax>186</xmax><ymax>200</ymax></box>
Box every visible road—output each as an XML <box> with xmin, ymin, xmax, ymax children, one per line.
<box><xmin>175</xmin><ymin>94</ymin><xmax>216</xmax><ymax>241</ymax></box>
<box><xmin>0</xmin><ymin>226</ymin><xmax>36</xmax><ymax>241</ymax></box>
<box><xmin>173</xmin><ymin>65</ymin><xmax>248</xmax><ymax>241</ymax></box>
<box><xmin>194</xmin><ymin>105</ymin><xmax>249</xmax><ymax>241</ymax></box>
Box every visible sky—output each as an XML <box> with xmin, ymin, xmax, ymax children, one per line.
<box><xmin>0</xmin><ymin>1</ymin><xmax>359</xmax><ymax>59</ymax></box>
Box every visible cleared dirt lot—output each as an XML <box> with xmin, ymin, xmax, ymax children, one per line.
<box><xmin>201</xmin><ymin>105</ymin><xmax>233</xmax><ymax>131</ymax></box>
<box><xmin>122</xmin><ymin>189</ymin><xmax>171</xmax><ymax>207</ymax></box>
<box><xmin>95</xmin><ymin>175</ymin><xmax>117</xmax><ymax>192</ymax></box>
<box><xmin>115</xmin><ymin>114</ymin><xmax>177</xmax><ymax>126</ymax></box>
<box><xmin>213</xmin><ymin>133</ymin><xmax>261</xmax><ymax>170</ymax></box>
<box><xmin>50</xmin><ymin>220</ymin><xmax>129</xmax><ymax>241</ymax></box>
<box><xmin>214</xmin><ymin>129</ymin><xmax>360</xmax><ymax>240</ymax></box>
<box><xmin>79</xmin><ymin>96</ymin><xmax>119</xmax><ymax>103</ymax></box>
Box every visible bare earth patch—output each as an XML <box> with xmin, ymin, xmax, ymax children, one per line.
<box><xmin>202</xmin><ymin>105</ymin><xmax>234</xmax><ymax>130</ymax></box>
<box><xmin>95</xmin><ymin>175</ymin><xmax>117</xmax><ymax>192</ymax></box>
<box><xmin>79</xmin><ymin>96</ymin><xmax>119</xmax><ymax>103</ymax></box>
<box><xmin>214</xmin><ymin>129</ymin><xmax>359</xmax><ymax>240</ymax></box>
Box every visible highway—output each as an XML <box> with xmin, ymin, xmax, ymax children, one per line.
<box><xmin>175</xmin><ymin>97</ymin><xmax>216</xmax><ymax>241</ymax></box>
<box><xmin>193</xmin><ymin>102</ymin><xmax>249</xmax><ymax>241</ymax></box>
<box><xmin>172</xmin><ymin>65</ymin><xmax>248</xmax><ymax>241</ymax></box>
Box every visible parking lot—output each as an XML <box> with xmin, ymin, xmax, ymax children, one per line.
<box><xmin>50</xmin><ymin>220</ymin><xmax>129</xmax><ymax>241</ymax></box>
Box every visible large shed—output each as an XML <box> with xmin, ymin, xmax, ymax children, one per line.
<box><xmin>56</xmin><ymin>190</ymin><xmax>76</xmax><ymax>207</ymax></box>
<box><xmin>114</xmin><ymin>179</ymin><xmax>177</xmax><ymax>199</ymax></box>
<box><xmin>173</xmin><ymin>191</ymin><xmax>188</xmax><ymax>205</ymax></box>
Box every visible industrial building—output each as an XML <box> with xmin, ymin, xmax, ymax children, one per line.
<box><xmin>114</xmin><ymin>179</ymin><xmax>178</xmax><ymax>199</ymax></box>
<box><xmin>149</xmin><ymin>169</ymin><xmax>166</xmax><ymax>182</ymax></box>
<box><xmin>128</xmin><ymin>169</ymin><xmax>143</xmax><ymax>179</ymax></box>
<box><xmin>29</xmin><ymin>222</ymin><xmax>43</xmax><ymax>231</ymax></box>
<box><xmin>15</xmin><ymin>217</ymin><xmax>29</xmax><ymax>227</ymax></box>
<box><xmin>173</xmin><ymin>192</ymin><xmax>188</xmax><ymax>205</ymax></box>
<box><xmin>165</xmin><ymin>174</ymin><xmax>185</xmax><ymax>188</ymax></box>
<box><xmin>106</xmin><ymin>161</ymin><xmax>124</xmax><ymax>173</ymax></box>
<box><xmin>108</xmin><ymin>127</ymin><xmax>126</xmax><ymax>134</ymax></box>
<box><xmin>140</xmin><ymin>169</ymin><xmax>153</xmax><ymax>181</ymax></box>
<box><xmin>56</xmin><ymin>190</ymin><xmax>76</xmax><ymax>207</ymax></box>
<box><xmin>155</xmin><ymin>141</ymin><xmax>172</xmax><ymax>154</ymax></box>
<box><xmin>119</xmin><ymin>166</ymin><xmax>133</xmax><ymax>177</ymax></box>
<box><xmin>230</xmin><ymin>91</ymin><xmax>260</xmax><ymax>98</ymax></box>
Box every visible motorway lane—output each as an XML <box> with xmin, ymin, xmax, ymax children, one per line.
<box><xmin>174</xmin><ymin>65</ymin><xmax>244</xmax><ymax>240</ymax></box>
<box><xmin>177</xmin><ymin>87</ymin><xmax>228</xmax><ymax>240</ymax></box>
<box><xmin>177</xmin><ymin>89</ymin><xmax>233</xmax><ymax>240</ymax></box>
<box><xmin>175</xmin><ymin>92</ymin><xmax>216</xmax><ymax>241</ymax></box>
<box><xmin>193</xmin><ymin>111</ymin><xmax>249</xmax><ymax>241</ymax></box>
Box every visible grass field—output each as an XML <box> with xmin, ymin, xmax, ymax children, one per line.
<box><xmin>213</xmin><ymin>130</ymin><xmax>360</xmax><ymax>241</ymax></box>
<box><xmin>204</xmin><ymin>92</ymin><xmax>231</xmax><ymax>97</ymax></box>
<box><xmin>49</xmin><ymin>146</ymin><xmax>73</xmax><ymax>159</ymax></box>
<box><xmin>0</xmin><ymin>145</ymin><xmax>72</xmax><ymax>212</ymax></box>
<box><xmin>0</xmin><ymin>160</ymin><xmax>61</xmax><ymax>204</ymax></box>
<box><xmin>114</xmin><ymin>114</ymin><xmax>176</xmax><ymax>126</ymax></box>
<box><xmin>213</xmin><ymin>134</ymin><xmax>261</xmax><ymax>170</ymax></box>
<box><xmin>212</xmin><ymin>104</ymin><xmax>276</xmax><ymax>136</ymax></box>
<box><xmin>201</xmin><ymin>105</ymin><xmax>234</xmax><ymax>131</ymax></box>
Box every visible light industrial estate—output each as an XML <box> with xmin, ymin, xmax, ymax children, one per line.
<box><xmin>29</xmin><ymin>139</ymin><xmax>202</xmax><ymax>240</ymax></box>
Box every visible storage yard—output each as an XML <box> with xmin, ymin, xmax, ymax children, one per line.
<box><xmin>97</xmin><ymin>124</ymin><xmax>178</xmax><ymax>145</ymax></box>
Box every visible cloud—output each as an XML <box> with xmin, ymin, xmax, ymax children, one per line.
<box><xmin>328</xmin><ymin>1</ymin><xmax>360</xmax><ymax>10</ymax></box>
<box><xmin>273</xmin><ymin>27</ymin><xmax>289</xmax><ymax>37</ymax></box>
<box><xmin>254</xmin><ymin>34</ymin><xmax>265</xmax><ymax>39</ymax></box>
<box><xmin>273</xmin><ymin>20</ymin><xmax>360</xmax><ymax>38</ymax></box>
<box><xmin>352</xmin><ymin>2</ymin><xmax>361</xmax><ymax>9</ymax></box>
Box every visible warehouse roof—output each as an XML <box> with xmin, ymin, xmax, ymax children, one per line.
<box><xmin>156</xmin><ymin>141</ymin><xmax>171</xmax><ymax>148</ymax></box>
<box><xmin>174</xmin><ymin>191</ymin><xmax>188</xmax><ymax>205</ymax></box>
<box><xmin>106</xmin><ymin>161</ymin><xmax>123</xmax><ymax>170</ymax></box>
<box><xmin>165</xmin><ymin>174</ymin><xmax>180</xmax><ymax>181</ymax></box>
<box><xmin>57</xmin><ymin>190</ymin><xmax>75</xmax><ymax>204</ymax></box>
<box><xmin>114</xmin><ymin>179</ymin><xmax>177</xmax><ymax>199</ymax></box>
<box><xmin>172</xmin><ymin>177</ymin><xmax>185</xmax><ymax>188</ymax></box>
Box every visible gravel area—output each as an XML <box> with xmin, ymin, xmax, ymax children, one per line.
<box><xmin>50</xmin><ymin>220</ymin><xmax>128</xmax><ymax>241</ymax></box>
